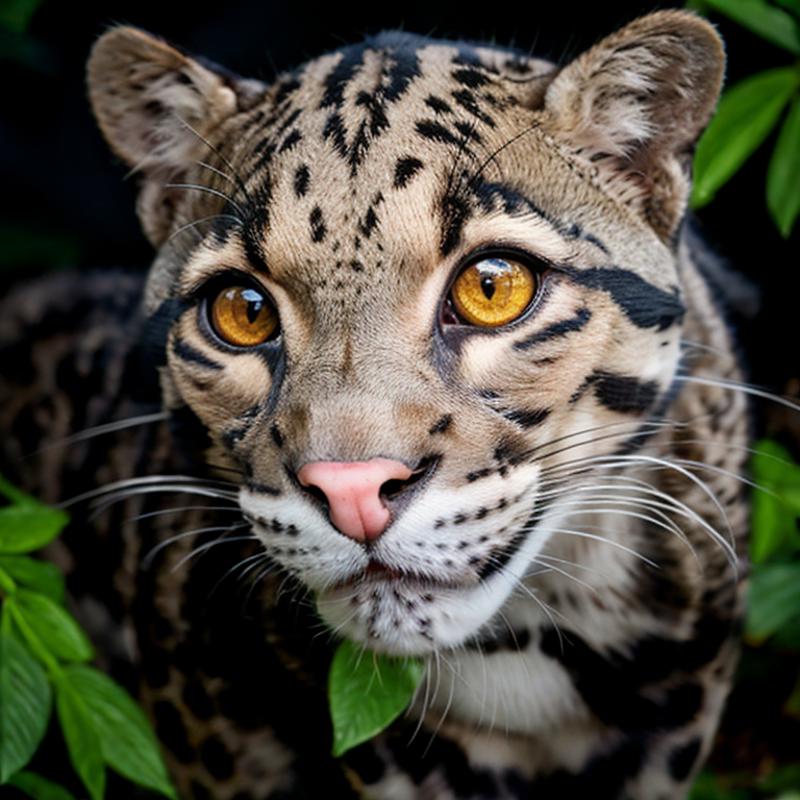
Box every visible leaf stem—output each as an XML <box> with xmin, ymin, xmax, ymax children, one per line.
<box><xmin>7</xmin><ymin>599</ymin><xmax>63</xmax><ymax>679</ymax></box>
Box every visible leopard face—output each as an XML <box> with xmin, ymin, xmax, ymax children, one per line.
<box><xmin>88</xmin><ymin>14</ymin><xmax>723</xmax><ymax>655</ymax></box>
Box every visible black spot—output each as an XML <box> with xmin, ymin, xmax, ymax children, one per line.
<box><xmin>477</xmin><ymin>530</ymin><xmax>527</xmax><ymax>581</ymax></box>
<box><xmin>200</xmin><ymin>735</ymin><xmax>235</xmax><ymax>781</ymax></box>
<box><xmin>502</xmin><ymin>408</ymin><xmax>551</xmax><ymax>428</ymax></box>
<box><xmin>279</xmin><ymin>128</ymin><xmax>303</xmax><ymax>153</ymax></box>
<box><xmin>526</xmin><ymin>737</ymin><xmax>645</xmax><ymax>797</ymax></box>
<box><xmin>360</xmin><ymin>206</ymin><xmax>379</xmax><ymax>238</ymax></box>
<box><xmin>183</xmin><ymin>679</ymin><xmax>215</xmax><ymax>720</ymax></box>
<box><xmin>465</xmin><ymin>468</ymin><xmax>490</xmax><ymax>482</ymax></box>
<box><xmin>514</xmin><ymin>308</ymin><xmax>592</xmax><ymax>350</ymax></box>
<box><xmin>310</xmin><ymin>206</ymin><xmax>327</xmax><ymax>243</ymax></box>
<box><xmin>294</xmin><ymin>164</ymin><xmax>310</xmax><ymax>197</ymax></box>
<box><xmin>452</xmin><ymin>67</ymin><xmax>491</xmax><ymax>88</ymax></box>
<box><xmin>439</xmin><ymin>194</ymin><xmax>470</xmax><ymax>257</ymax></box>
<box><xmin>153</xmin><ymin>700</ymin><xmax>195</xmax><ymax>763</ymax></box>
<box><xmin>668</xmin><ymin>737</ymin><xmax>702</xmax><ymax>781</ymax></box>
<box><xmin>540</xmin><ymin>629</ymin><xmax>706</xmax><ymax>731</ymax></box>
<box><xmin>566</xmin><ymin>266</ymin><xmax>685</xmax><ymax>330</ymax></box>
<box><xmin>424</xmin><ymin>95</ymin><xmax>452</xmax><ymax>115</ymax></box>
<box><xmin>270</xmin><ymin>424</ymin><xmax>284</xmax><ymax>448</ymax></box>
<box><xmin>345</xmin><ymin>743</ymin><xmax>387</xmax><ymax>784</ymax></box>
<box><xmin>246</xmin><ymin>481</ymin><xmax>281</xmax><ymax>497</ymax></box>
<box><xmin>416</xmin><ymin>119</ymin><xmax>463</xmax><ymax>146</ymax></box>
<box><xmin>591</xmin><ymin>371</ymin><xmax>659</xmax><ymax>414</ymax></box>
<box><xmin>428</xmin><ymin>414</ymin><xmax>452</xmax><ymax>434</ymax></box>
<box><xmin>172</xmin><ymin>338</ymin><xmax>223</xmax><ymax>371</ymax></box>
<box><xmin>453</xmin><ymin>120</ymin><xmax>482</xmax><ymax>143</ymax></box>
<box><xmin>451</xmin><ymin>89</ymin><xmax>496</xmax><ymax>127</ymax></box>
<box><xmin>351</xmin><ymin>260</ymin><xmax>364</xmax><ymax>273</ymax></box>
<box><xmin>394</xmin><ymin>156</ymin><xmax>424</xmax><ymax>189</ymax></box>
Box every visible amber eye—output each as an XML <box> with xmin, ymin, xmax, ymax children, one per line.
<box><xmin>450</xmin><ymin>257</ymin><xmax>536</xmax><ymax>327</ymax></box>
<box><xmin>209</xmin><ymin>285</ymin><xmax>279</xmax><ymax>347</ymax></box>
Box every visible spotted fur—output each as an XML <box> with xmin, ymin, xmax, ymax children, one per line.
<box><xmin>0</xmin><ymin>12</ymin><xmax>749</xmax><ymax>799</ymax></box>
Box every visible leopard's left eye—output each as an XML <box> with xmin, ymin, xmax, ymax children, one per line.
<box><xmin>449</xmin><ymin>257</ymin><xmax>536</xmax><ymax>327</ymax></box>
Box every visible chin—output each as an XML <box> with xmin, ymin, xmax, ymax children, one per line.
<box><xmin>315</xmin><ymin>563</ymin><xmax>526</xmax><ymax>656</ymax></box>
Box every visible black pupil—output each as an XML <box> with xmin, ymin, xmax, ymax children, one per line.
<box><xmin>480</xmin><ymin>275</ymin><xmax>496</xmax><ymax>300</ymax></box>
<box><xmin>241</xmin><ymin>288</ymin><xmax>264</xmax><ymax>324</ymax></box>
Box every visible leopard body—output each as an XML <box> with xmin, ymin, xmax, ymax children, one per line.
<box><xmin>0</xmin><ymin>12</ymin><xmax>750</xmax><ymax>799</ymax></box>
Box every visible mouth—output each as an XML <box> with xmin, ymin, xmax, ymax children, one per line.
<box><xmin>330</xmin><ymin>558</ymin><xmax>465</xmax><ymax>593</ymax></box>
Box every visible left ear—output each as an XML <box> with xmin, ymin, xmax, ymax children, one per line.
<box><xmin>542</xmin><ymin>11</ymin><xmax>724</xmax><ymax>240</ymax></box>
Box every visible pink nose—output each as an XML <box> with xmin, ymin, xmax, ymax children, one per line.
<box><xmin>297</xmin><ymin>459</ymin><xmax>412</xmax><ymax>542</ymax></box>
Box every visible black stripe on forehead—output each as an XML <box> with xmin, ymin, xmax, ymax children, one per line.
<box><xmin>564</xmin><ymin>266</ymin><xmax>685</xmax><ymax>330</ymax></box>
<box><xmin>318</xmin><ymin>38</ymin><xmax>421</xmax><ymax>176</ymax></box>
<box><xmin>242</xmin><ymin>182</ymin><xmax>272</xmax><ymax>274</ymax></box>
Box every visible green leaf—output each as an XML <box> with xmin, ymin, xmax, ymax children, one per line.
<box><xmin>0</xmin><ymin>506</ymin><xmax>68</xmax><ymax>555</ymax></box>
<box><xmin>692</xmin><ymin>68</ymin><xmax>799</xmax><ymax>208</ymax></box>
<box><xmin>0</xmin><ymin>626</ymin><xmax>51</xmax><ymax>783</ymax></box>
<box><xmin>63</xmin><ymin>665</ymin><xmax>177</xmax><ymax>799</ymax></box>
<box><xmin>8</xmin><ymin>771</ymin><xmax>78</xmax><ymax>800</ymax></box>
<box><xmin>13</xmin><ymin>591</ymin><xmax>93</xmax><ymax>663</ymax></box>
<box><xmin>701</xmin><ymin>0</ymin><xmax>800</xmax><ymax>53</ymax></box>
<box><xmin>55</xmin><ymin>676</ymin><xmax>105</xmax><ymax>800</ymax></box>
<box><xmin>0</xmin><ymin>0</ymin><xmax>43</xmax><ymax>34</ymax></box>
<box><xmin>0</xmin><ymin>556</ymin><xmax>65</xmax><ymax>604</ymax></box>
<box><xmin>328</xmin><ymin>641</ymin><xmax>425</xmax><ymax>757</ymax></box>
<box><xmin>768</xmin><ymin>96</ymin><xmax>800</xmax><ymax>237</ymax></box>
<box><xmin>746</xmin><ymin>562</ymin><xmax>800</xmax><ymax>641</ymax></box>
<box><xmin>750</xmin><ymin>439</ymin><xmax>800</xmax><ymax>562</ymax></box>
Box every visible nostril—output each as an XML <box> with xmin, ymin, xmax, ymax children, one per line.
<box><xmin>379</xmin><ymin>456</ymin><xmax>439</xmax><ymax>503</ymax></box>
<box><xmin>301</xmin><ymin>481</ymin><xmax>328</xmax><ymax>508</ymax></box>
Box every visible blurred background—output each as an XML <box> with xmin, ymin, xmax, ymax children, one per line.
<box><xmin>0</xmin><ymin>1</ymin><xmax>798</xmax><ymax>797</ymax></box>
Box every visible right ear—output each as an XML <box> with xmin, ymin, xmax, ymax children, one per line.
<box><xmin>87</xmin><ymin>27</ymin><xmax>258</xmax><ymax>245</ymax></box>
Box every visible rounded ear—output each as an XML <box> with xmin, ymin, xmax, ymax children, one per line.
<box><xmin>541</xmin><ymin>11</ymin><xmax>725</xmax><ymax>240</ymax></box>
<box><xmin>87</xmin><ymin>27</ymin><xmax>260</xmax><ymax>245</ymax></box>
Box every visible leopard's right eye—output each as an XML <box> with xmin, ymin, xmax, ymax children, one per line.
<box><xmin>208</xmin><ymin>285</ymin><xmax>279</xmax><ymax>347</ymax></box>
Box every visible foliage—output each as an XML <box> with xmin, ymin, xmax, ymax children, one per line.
<box><xmin>0</xmin><ymin>476</ymin><xmax>176</xmax><ymax>800</ymax></box>
<box><xmin>690</xmin><ymin>0</ymin><xmax>800</xmax><ymax>237</ymax></box>
<box><xmin>328</xmin><ymin>640</ymin><xmax>424</xmax><ymax>756</ymax></box>
<box><xmin>691</xmin><ymin>440</ymin><xmax>800</xmax><ymax>798</ymax></box>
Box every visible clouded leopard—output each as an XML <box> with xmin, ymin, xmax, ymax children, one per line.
<box><xmin>0</xmin><ymin>10</ymin><xmax>749</xmax><ymax>799</ymax></box>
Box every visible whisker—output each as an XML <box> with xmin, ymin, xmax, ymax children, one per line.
<box><xmin>27</xmin><ymin>411</ymin><xmax>168</xmax><ymax>457</ymax></box>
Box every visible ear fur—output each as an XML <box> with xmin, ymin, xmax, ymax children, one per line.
<box><xmin>542</xmin><ymin>11</ymin><xmax>725</xmax><ymax>239</ymax></box>
<box><xmin>87</xmin><ymin>27</ymin><xmax>253</xmax><ymax>245</ymax></box>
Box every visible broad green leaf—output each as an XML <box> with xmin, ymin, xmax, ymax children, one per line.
<box><xmin>55</xmin><ymin>676</ymin><xmax>105</xmax><ymax>800</ymax></box>
<box><xmin>0</xmin><ymin>506</ymin><xmax>68</xmax><ymax>555</ymax></box>
<box><xmin>329</xmin><ymin>641</ymin><xmax>425</xmax><ymax>757</ymax></box>
<box><xmin>14</xmin><ymin>590</ymin><xmax>93</xmax><ymax>663</ymax></box>
<box><xmin>746</xmin><ymin>562</ymin><xmax>800</xmax><ymax>641</ymax></box>
<box><xmin>0</xmin><ymin>627</ymin><xmax>51</xmax><ymax>783</ymax></box>
<box><xmin>692</xmin><ymin>68</ymin><xmax>799</xmax><ymax>208</ymax></box>
<box><xmin>701</xmin><ymin>0</ymin><xmax>800</xmax><ymax>53</ymax></box>
<box><xmin>0</xmin><ymin>0</ymin><xmax>43</xmax><ymax>33</ymax></box>
<box><xmin>0</xmin><ymin>556</ymin><xmax>65</xmax><ymax>604</ymax></box>
<box><xmin>63</xmin><ymin>665</ymin><xmax>177</xmax><ymax>799</ymax></box>
<box><xmin>750</xmin><ymin>439</ymin><xmax>800</xmax><ymax>562</ymax></box>
<box><xmin>9</xmin><ymin>771</ymin><xmax>78</xmax><ymax>800</ymax></box>
<box><xmin>768</xmin><ymin>96</ymin><xmax>800</xmax><ymax>237</ymax></box>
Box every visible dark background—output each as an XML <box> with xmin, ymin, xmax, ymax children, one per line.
<box><xmin>1</xmin><ymin>0</ymin><xmax>798</xmax><ymax>411</ymax></box>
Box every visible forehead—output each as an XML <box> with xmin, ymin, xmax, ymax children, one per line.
<box><xmin>212</xmin><ymin>37</ymin><xmax>562</xmax><ymax>267</ymax></box>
